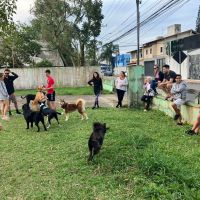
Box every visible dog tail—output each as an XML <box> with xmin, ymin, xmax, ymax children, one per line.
<box><xmin>76</xmin><ymin>98</ymin><xmax>86</xmax><ymax>111</ymax></box>
<box><xmin>21</xmin><ymin>96</ymin><xmax>26</xmax><ymax>99</ymax></box>
<box><xmin>56</xmin><ymin>112</ymin><xmax>62</xmax><ymax>115</ymax></box>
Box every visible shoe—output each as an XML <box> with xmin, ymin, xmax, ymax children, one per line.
<box><xmin>177</xmin><ymin>122</ymin><xmax>183</xmax><ymax>126</ymax></box>
<box><xmin>2</xmin><ymin>116</ymin><xmax>10</xmax><ymax>121</ymax></box>
<box><xmin>185</xmin><ymin>130</ymin><xmax>195</xmax><ymax>135</ymax></box>
<box><xmin>116</xmin><ymin>105</ymin><xmax>119</xmax><ymax>108</ymax></box>
<box><xmin>92</xmin><ymin>106</ymin><xmax>96</xmax><ymax>109</ymax></box>
<box><xmin>144</xmin><ymin>109</ymin><xmax>147</xmax><ymax>112</ymax></box>
<box><xmin>174</xmin><ymin>114</ymin><xmax>180</xmax><ymax>121</ymax></box>
<box><xmin>9</xmin><ymin>111</ymin><xmax>12</xmax><ymax>116</ymax></box>
<box><xmin>16</xmin><ymin>110</ymin><xmax>21</xmax><ymax>114</ymax></box>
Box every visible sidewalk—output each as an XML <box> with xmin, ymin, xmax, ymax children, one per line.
<box><xmin>11</xmin><ymin>94</ymin><xmax>129</xmax><ymax>110</ymax></box>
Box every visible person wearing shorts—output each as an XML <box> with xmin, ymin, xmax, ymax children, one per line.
<box><xmin>0</xmin><ymin>73</ymin><xmax>10</xmax><ymax>120</ymax></box>
<box><xmin>43</xmin><ymin>69</ymin><xmax>56</xmax><ymax>110</ymax></box>
<box><xmin>3</xmin><ymin>68</ymin><xmax>21</xmax><ymax>115</ymax></box>
<box><xmin>171</xmin><ymin>74</ymin><xmax>187</xmax><ymax>125</ymax></box>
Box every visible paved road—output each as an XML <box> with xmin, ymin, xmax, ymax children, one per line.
<box><xmin>11</xmin><ymin>94</ymin><xmax>129</xmax><ymax>110</ymax></box>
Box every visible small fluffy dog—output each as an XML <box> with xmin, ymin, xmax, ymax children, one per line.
<box><xmin>39</xmin><ymin>103</ymin><xmax>61</xmax><ymax>129</ymax></box>
<box><xmin>88</xmin><ymin>122</ymin><xmax>109</xmax><ymax>161</ymax></box>
<box><xmin>60</xmin><ymin>99</ymin><xmax>88</xmax><ymax>121</ymax></box>
<box><xmin>21</xmin><ymin>94</ymin><xmax>36</xmax><ymax>105</ymax></box>
<box><xmin>22</xmin><ymin>103</ymin><xmax>47</xmax><ymax>132</ymax></box>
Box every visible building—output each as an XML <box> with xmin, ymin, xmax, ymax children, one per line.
<box><xmin>128</xmin><ymin>24</ymin><xmax>197</xmax><ymax>77</ymax></box>
<box><xmin>115</xmin><ymin>53</ymin><xmax>131</xmax><ymax>67</ymax></box>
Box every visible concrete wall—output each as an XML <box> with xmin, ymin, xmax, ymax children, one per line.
<box><xmin>0</xmin><ymin>67</ymin><xmax>100</xmax><ymax>89</ymax></box>
<box><xmin>114</xmin><ymin>67</ymin><xmax>127</xmax><ymax>75</ymax></box>
<box><xmin>153</xmin><ymin>95</ymin><xmax>200</xmax><ymax>125</ymax></box>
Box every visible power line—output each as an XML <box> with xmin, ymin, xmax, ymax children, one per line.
<box><xmin>103</xmin><ymin>0</ymin><xmax>190</xmax><ymax>45</ymax></box>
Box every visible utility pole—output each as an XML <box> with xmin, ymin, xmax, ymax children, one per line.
<box><xmin>136</xmin><ymin>0</ymin><xmax>141</xmax><ymax>66</ymax></box>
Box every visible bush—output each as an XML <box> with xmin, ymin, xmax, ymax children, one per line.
<box><xmin>35</xmin><ymin>59</ymin><xmax>53</xmax><ymax>68</ymax></box>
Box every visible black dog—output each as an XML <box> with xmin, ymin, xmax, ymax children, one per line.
<box><xmin>88</xmin><ymin>122</ymin><xmax>109</xmax><ymax>161</ymax></box>
<box><xmin>39</xmin><ymin>103</ymin><xmax>61</xmax><ymax>129</ymax></box>
<box><xmin>22</xmin><ymin>103</ymin><xmax>47</xmax><ymax>132</ymax></box>
<box><xmin>21</xmin><ymin>94</ymin><xmax>36</xmax><ymax>105</ymax></box>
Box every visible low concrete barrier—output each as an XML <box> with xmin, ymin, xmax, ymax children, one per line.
<box><xmin>153</xmin><ymin>95</ymin><xmax>200</xmax><ymax>125</ymax></box>
<box><xmin>103</xmin><ymin>77</ymin><xmax>115</xmax><ymax>92</ymax></box>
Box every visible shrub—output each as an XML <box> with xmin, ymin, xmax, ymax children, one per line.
<box><xmin>35</xmin><ymin>59</ymin><xmax>53</xmax><ymax>68</ymax></box>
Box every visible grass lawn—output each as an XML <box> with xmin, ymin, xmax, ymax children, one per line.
<box><xmin>0</xmin><ymin>108</ymin><xmax>200</xmax><ymax>199</ymax></box>
<box><xmin>15</xmin><ymin>87</ymin><xmax>112</xmax><ymax>96</ymax></box>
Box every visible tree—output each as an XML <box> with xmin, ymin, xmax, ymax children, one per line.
<box><xmin>33</xmin><ymin>0</ymin><xmax>103</xmax><ymax>67</ymax></box>
<box><xmin>73</xmin><ymin>0</ymin><xmax>104</xmax><ymax>66</ymax></box>
<box><xmin>0</xmin><ymin>0</ymin><xmax>17</xmax><ymax>35</ymax></box>
<box><xmin>34</xmin><ymin>0</ymin><xmax>77</xmax><ymax>66</ymax></box>
<box><xmin>196</xmin><ymin>5</ymin><xmax>200</xmax><ymax>33</ymax></box>
<box><xmin>0</xmin><ymin>24</ymin><xmax>42</xmax><ymax>67</ymax></box>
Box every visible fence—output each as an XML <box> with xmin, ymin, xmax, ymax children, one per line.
<box><xmin>0</xmin><ymin>67</ymin><xmax>100</xmax><ymax>90</ymax></box>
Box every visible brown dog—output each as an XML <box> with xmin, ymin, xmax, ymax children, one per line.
<box><xmin>31</xmin><ymin>86</ymin><xmax>47</xmax><ymax>111</ymax></box>
<box><xmin>60</xmin><ymin>99</ymin><xmax>88</xmax><ymax>121</ymax></box>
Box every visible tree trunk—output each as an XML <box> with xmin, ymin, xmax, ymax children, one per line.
<box><xmin>58</xmin><ymin>49</ymin><xmax>68</xmax><ymax>67</ymax></box>
<box><xmin>80</xmin><ymin>42</ymin><xmax>85</xmax><ymax>66</ymax></box>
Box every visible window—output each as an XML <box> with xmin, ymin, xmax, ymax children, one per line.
<box><xmin>160</xmin><ymin>47</ymin><xmax>163</xmax><ymax>53</ymax></box>
<box><xmin>140</xmin><ymin>53</ymin><xmax>143</xmax><ymax>58</ymax></box>
<box><xmin>157</xmin><ymin>58</ymin><xmax>165</xmax><ymax>68</ymax></box>
<box><xmin>150</xmin><ymin>48</ymin><xmax>152</xmax><ymax>54</ymax></box>
<box><xmin>146</xmin><ymin>49</ymin><xmax>148</xmax><ymax>55</ymax></box>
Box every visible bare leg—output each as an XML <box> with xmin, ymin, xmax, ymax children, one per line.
<box><xmin>192</xmin><ymin>114</ymin><xmax>200</xmax><ymax>134</ymax></box>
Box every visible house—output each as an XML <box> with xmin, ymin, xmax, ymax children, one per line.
<box><xmin>128</xmin><ymin>24</ymin><xmax>197</xmax><ymax>77</ymax></box>
<box><xmin>128</xmin><ymin>49</ymin><xmax>143</xmax><ymax>65</ymax></box>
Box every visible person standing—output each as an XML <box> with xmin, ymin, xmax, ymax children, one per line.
<box><xmin>0</xmin><ymin>73</ymin><xmax>10</xmax><ymax>120</ymax></box>
<box><xmin>88</xmin><ymin>72</ymin><xmax>103</xmax><ymax>109</ymax></box>
<box><xmin>43</xmin><ymin>69</ymin><xmax>56</xmax><ymax>110</ymax></box>
<box><xmin>3</xmin><ymin>68</ymin><xmax>21</xmax><ymax>115</ymax></box>
<box><xmin>115</xmin><ymin>71</ymin><xmax>128</xmax><ymax>108</ymax></box>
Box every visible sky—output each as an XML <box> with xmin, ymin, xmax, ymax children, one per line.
<box><xmin>14</xmin><ymin>0</ymin><xmax>200</xmax><ymax>53</ymax></box>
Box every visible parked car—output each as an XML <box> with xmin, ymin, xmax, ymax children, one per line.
<box><xmin>104</xmin><ymin>68</ymin><xmax>113</xmax><ymax>76</ymax></box>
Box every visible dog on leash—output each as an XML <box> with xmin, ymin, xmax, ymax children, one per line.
<box><xmin>60</xmin><ymin>99</ymin><xmax>88</xmax><ymax>121</ymax></box>
<box><xmin>22</xmin><ymin>103</ymin><xmax>47</xmax><ymax>132</ymax></box>
<box><xmin>88</xmin><ymin>122</ymin><xmax>109</xmax><ymax>161</ymax></box>
<box><xmin>39</xmin><ymin>102</ymin><xmax>61</xmax><ymax>129</ymax></box>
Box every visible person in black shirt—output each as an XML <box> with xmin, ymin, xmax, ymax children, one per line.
<box><xmin>88</xmin><ymin>72</ymin><xmax>103</xmax><ymax>109</ymax></box>
<box><xmin>158</xmin><ymin>64</ymin><xmax>176</xmax><ymax>99</ymax></box>
<box><xmin>4</xmin><ymin>69</ymin><xmax>21</xmax><ymax>115</ymax></box>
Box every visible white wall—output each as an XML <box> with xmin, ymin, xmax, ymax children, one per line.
<box><xmin>0</xmin><ymin>67</ymin><xmax>100</xmax><ymax>89</ymax></box>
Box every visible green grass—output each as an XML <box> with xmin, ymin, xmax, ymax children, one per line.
<box><xmin>0</xmin><ymin>108</ymin><xmax>200</xmax><ymax>199</ymax></box>
<box><xmin>15</xmin><ymin>87</ymin><xmax>112</xmax><ymax>96</ymax></box>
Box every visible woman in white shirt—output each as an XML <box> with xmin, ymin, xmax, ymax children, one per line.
<box><xmin>115</xmin><ymin>71</ymin><xmax>128</xmax><ymax>108</ymax></box>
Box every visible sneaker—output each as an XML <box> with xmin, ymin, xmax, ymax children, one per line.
<box><xmin>144</xmin><ymin>109</ymin><xmax>147</xmax><ymax>112</ymax></box>
<box><xmin>177</xmin><ymin>122</ymin><xmax>183</xmax><ymax>126</ymax></box>
<box><xmin>185</xmin><ymin>130</ymin><xmax>195</xmax><ymax>135</ymax></box>
<box><xmin>2</xmin><ymin>116</ymin><xmax>10</xmax><ymax>121</ymax></box>
<box><xmin>16</xmin><ymin>110</ymin><xmax>21</xmax><ymax>114</ymax></box>
<box><xmin>174</xmin><ymin>114</ymin><xmax>180</xmax><ymax>121</ymax></box>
